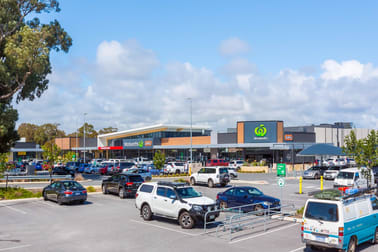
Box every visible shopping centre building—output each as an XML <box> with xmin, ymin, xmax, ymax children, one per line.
<box><xmin>96</xmin><ymin>120</ymin><xmax>369</xmax><ymax>164</ymax></box>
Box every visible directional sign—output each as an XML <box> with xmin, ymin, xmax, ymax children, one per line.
<box><xmin>277</xmin><ymin>177</ymin><xmax>285</xmax><ymax>187</ymax></box>
<box><xmin>277</xmin><ymin>163</ymin><xmax>286</xmax><ymax>176</ymax></box>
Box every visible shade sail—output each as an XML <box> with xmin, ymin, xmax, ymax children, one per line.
<box><xmin>297</xmin><ymin>143</ymin><xmax>345</xmax><ymax>156</ymax></box>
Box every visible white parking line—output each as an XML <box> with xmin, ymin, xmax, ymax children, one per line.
<box><xmin>287</xmin><ymin>246</ymin><xmax>306</xmax><ymax>252</ymax></box>
<box><xmin>130</xmin><ymin>219</ymin><xmax>198</xmax><ymax>237</ymax></box>
<box><xmin>31</xmin><ymin>201</ymin><xmax>56</xmax><ymax>207</ymax></box>
<box><xmin>0</xmin><ymin>203</ymin><xmax>27</xmax><ymax>215</ymax></box>
<box><xmin>0</xmin><ymin>244</ymin><xmax>31</xmax><ymax>251</ymax></box>
<box><xmin>229</xmin><ymin>223</ymin><xmax>299</xmax><ymax>244</ymax></box>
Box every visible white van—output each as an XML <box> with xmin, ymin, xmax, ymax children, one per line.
<box><xmin>334</xmin><ymin>167</ymin><xmax>376</xmax><ymax>189</ymax></box>
<box><xmin>302</xmin><ymin>189</ymin><xmax>378</xmax><ymax>251</ymax></box>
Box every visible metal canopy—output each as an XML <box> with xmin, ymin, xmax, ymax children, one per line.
<box><xmin>297</xmin><ymin>143</ymin><xmax>345</xmax><ymax>156</ymax></box>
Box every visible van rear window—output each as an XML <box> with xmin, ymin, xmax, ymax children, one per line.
<box><xmin>139</xmin><ymin>184</ymin><xmax>153</xmax><ymax>193</ymax></box>
<box><xmin>305</xmin><ymin>202</ymin><xmax>338</xmax><ymax>222</ymax></box>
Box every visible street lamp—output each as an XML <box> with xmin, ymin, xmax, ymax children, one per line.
<box><xmin>186</xmin><ymin>98</ymin><xmax>192</xmax><ymax>164</ymax></box>
<box><xmin>84</xmin><ymin>113</ymin><xmax>87</xmax><ymax>163</ymax></box>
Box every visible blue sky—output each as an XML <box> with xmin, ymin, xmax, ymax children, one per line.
<box><xmin>46</xmin><ymin>0</ymin><xmax>378</xmax><ymax>73</ymax></box>
<box><xmin>17</xmin><ymin>1</ymin><xmax>378</xmax><ymax>132</ymax></box>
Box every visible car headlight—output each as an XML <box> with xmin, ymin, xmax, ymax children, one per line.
<box><xmin>262</xmin><ymin>201</ymin><xmax>271</xmax><ymax>206</ymax></box>
<box><xmin>192</xmin><ymin>205</ymin><xmax>203</xmax><ymax>211</ymax></box>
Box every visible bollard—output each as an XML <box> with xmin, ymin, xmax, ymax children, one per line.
<box><xmin>299</xmin><ymin>176</ymin><xmax>303</xmax><ymax>194</ymax></box>
<box><xmin>189</xmin><ymin>166</ymin><xmax>191</xmax><ymax>176</ymax></box>
<box><xmin>320</xmin><ymin>176</ymin><xmax>323</xmax><ymax>191</ymax></box>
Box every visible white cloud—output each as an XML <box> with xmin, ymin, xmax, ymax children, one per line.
<box><xmin>14</xmin><ymin>40</ymin><xmax>378</xmax><ymax>134</ymax></box>
<box><xmin>321</xmin><ymin>59</ymin><xmax>378</xmax><ymax>81</ymax></box>
<box><xmin>219</xmin><ymin>37</ymin><xmax>250</xmax><ymax>57</ymax></box>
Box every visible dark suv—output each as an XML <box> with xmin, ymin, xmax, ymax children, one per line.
<box><xmin>102</xmin><ymin>174</ymin><xmax>144</xmax><ymax>198</ymax></box>
<box><xmin>373</xmin><ymin>166</ymin><xmax>378</xmax><ymax>184</ymax></box>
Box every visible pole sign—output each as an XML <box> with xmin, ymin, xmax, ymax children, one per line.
<box><xmin>277</xmin><ymin>163</ymin><xmax>286</xmax><ymax>176</ymax></box>
<box><xmin>278</xmin><ymin>177</ymin><xmax>285</xmax><ymax>187</ymax></box>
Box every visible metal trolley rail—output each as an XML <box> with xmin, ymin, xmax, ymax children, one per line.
<box><xmin>203</xmin><ymin>203</ymin><xmax>296</xmax><ymax>241</ymax></box>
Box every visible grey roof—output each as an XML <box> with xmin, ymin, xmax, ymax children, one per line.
<box><xmin>297</xmin><ymin>143</ymin><xmax>345</xmax><ymax>156</ymax></box>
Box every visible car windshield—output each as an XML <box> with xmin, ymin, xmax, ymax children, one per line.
<box><xmin>237</xmin><ymin>161</ymin><xmax>244</xmax><ymax>164</ymax></box>
<box><xmin>219</xmin><ymin>168</ymin><xmax>228</xmax><ymax>174</ymax></box>
<box><xmin>247</xmin><ymin>188</ymin><xmax>263</xmax><ymax>196</ymax></box>
<box><xmin>128</xmin><ymin>175</ymin><xmax>144</xmax><ymax>182</ymax></box>
<box><xmin>305</xmin><ymin>202</ymin><xmax>338</xmax><ymax>222</ymax></box>
<box><xmin>119</xmin><ymin>162</ymin><xmax>135</xmax><ymax>168</ymax></box>
<box><xmin>174</xmin><ymin>162</ymin><xmax>184</xmax><ymax>166</ymax></box>
<box><xmin>176</xmin><ymin>187</ymin><xmax>201</xmax><ymax>198</ymax></box>
<box><xmin>62</xmin><ymin>181</ymin><xmax>83</xmax><ymax>190</ymax></box>
<box><xmin>328</xmin><ymin>166</ymin><xmax>341</xmax><ymax>171</ymax></box>
<box><xmin>337</xmin><ymin>172</ymin><xmax>354</xmax><ymax>179</ymax></box>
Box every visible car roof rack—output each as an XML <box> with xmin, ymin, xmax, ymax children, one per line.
<box><xmin>157</xmin><ymin>181</ymin><xmax>189</xmax><ymax>187</ymax></box>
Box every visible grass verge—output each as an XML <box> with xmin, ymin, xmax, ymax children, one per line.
<box><xmin>0</xmin><ymin>187</ymin><xmax>42</xmax><ymax>200</ymax></box>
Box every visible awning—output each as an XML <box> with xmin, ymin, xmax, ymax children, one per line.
<box><xmin>297</xmin><ymin>143</ymin><xmax>345</xmax><ymax>156</ymax></box>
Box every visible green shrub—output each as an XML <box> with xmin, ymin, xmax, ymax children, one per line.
<box><xmin>296</xmin><ymin>206</ymin><xmax>305</xmax><ymax>216</ymax></box>
<box><xmin>174</xmin><ymin>178</ymin><xmax>188</xmax><ymax>183</ymax></box>
<box><xmin>0</xmin><ymin>187</ymin><xmax>42</xmax><ymax>200</ymax></box>
<box><xmin>86</xmin><ymin>186</ymin><xmax>96</xmax><ymax>193</ymax></box>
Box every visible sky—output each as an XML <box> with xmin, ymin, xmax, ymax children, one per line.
<box><xmin>14</xmin><ymin>0</ymin><xmax>378</xmax><ymax>134</ymax></box>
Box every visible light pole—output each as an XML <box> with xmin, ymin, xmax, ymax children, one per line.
<box><xmin>187</xmin><ymin>98</ymin><xmax>192</xmax><ymax>164</ymax></box>
<box><xmin>75</xmin><ymin>117</ymin><xmax>78</xmax><ymax>161</ymax></box>
<box><xmin>84</xmin><ymin>113</ymin><xmax>87</xmax><ymax>163</ymax></box>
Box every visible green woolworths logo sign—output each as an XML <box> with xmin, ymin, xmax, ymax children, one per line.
<box><xmin>254</xmin><ymin>124</ymin><xmax>267</xmax><ymax>137</ymax></box>
<box><xmin>138</xmin><ymin>140</ymin><xmax>144</xmax><ymax>148</ymax></box>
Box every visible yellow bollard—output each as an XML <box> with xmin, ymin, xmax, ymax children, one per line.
<box><xmin>320</xmin><ymin>176</ymin><xmax>323</xmax><ymax>191</ymax></box>
<box><xmin>299</xmin><ymin>176</ymin><xmax>303</xmax><ymax>194</ymax></box>
<box><xmin>189</xmin><ymin>166</ymin><xmax>191</xmax><ymax>176</ymax></box>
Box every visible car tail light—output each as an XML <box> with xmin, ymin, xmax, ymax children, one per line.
<box><xmin>82</xmin><ymin>190</ymin><xmax>87</xmax><ymax>194</ymax></box>
<box><xmin>126</xmin><ymin>182</ymin><xmax>133</xmax><ymax>186</ymax></box>
<box><xmin>135</xmin><ymin>193</ymin><xmax>138</xmax><ymax>198</ymax></box>
<box><xmin>216</xmin><ymin>194</ymin><xmax>219</xmax><ymax>200</ymax></box>
<box><xmin>64</xmin><ymin>191</ymin><xmax>73</xmax><ymax>195</ymax></box>
<box><xmin>117</xmin><ymin>166</ymin><xmax>120</xmax><ymax>170</ymax></box>
<box><xmin>338</xmin><ymin>227</ymin><xmax>344</xmax><ymax>237</ymax></box>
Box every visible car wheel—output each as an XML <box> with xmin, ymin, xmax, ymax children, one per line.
<box><xmin>315</xmin><ymin>173</ymin><xmax>320</xmax><ymax>179</ymax></box>
<box><xmin>254</xmin><ymin>204</ymin><xmax>264</xmax><ymax>216</ymax></box>
<box><xmin>57</xmin><ymin>195</ymin><xmax>63</xmax><ymax>205</ymax></box>
<box><xmin>79</xmin><ymin>200</ymin><xmax>85</xmax><ymax>204</ymax></box>
<box><xmin>371</xmin><ymin>227</ymin><xmax>378</xmax><ymax>244</ymax></box>
<box><xmin>102</xmin><ymin>185</ymin><xmax>108</xmax><ymax>194</ymax></box>
<box><xmin>141</xmin><ymin>204</ymin><xmax>152</xmax><ymax>221</ymax></box>
<box><xmin>119</xmin><ymin>187</ymin><xmax>126</xmax><ymax>199</ymax></box>
<box><xmin>91</xmin><ymin>170</ymin><xmax>95</xmax><ymax>174</ymax></box>
<box><xmin>347</xmin><ymin>237</ymin><xmax>356</xmax><ymax>252</ymax></box>
<box><xmin>145</xmin><ymin>176</ymin><xmax>152</xmax><ymax>181</ymax></box>
<box><xmin>179</xmin><ymin>211</ymin><xmax>195</xmax><ymax>229</ymax></box>
<box><xmin>220</xmin><ymin>201</ymin><xmax>228</xmax><ymax>209</ymax></box>
<box><xmin>43</xmin><ymin>191</ymin><xmax>48</xmax><ymax>201</ymax></box>
<box><xmin>190</xmin><ymin>177</ymin><xmax>196</xmax><ymax>185</ymax></box>
<box><xmin>176</xmin><ymin>169</ymin><xmax>180</xmax><ymax>174</ymax></box>
<box><xmin>208</xmin><ymin>179</ymin><xmax>214</xmax><ymax>188</ymax></box>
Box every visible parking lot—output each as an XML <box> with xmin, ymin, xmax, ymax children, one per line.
<box><xmin>1</xmin><ymin>174</ymin><xmax>377</xmax><ymax>252</ymax></box>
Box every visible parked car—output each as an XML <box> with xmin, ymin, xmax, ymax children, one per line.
<box><xmin>140</xmin><ymin>164</ymin><xmax>161</xmax><ymax>175</ymax></box>
<box><xmin>124</xmin><ymin>168</ymin><xmax>152</xmax><ymax>181</ymax></box>
<box><xmin>135</xmin><ymin>181</ymin><xmax>219</xmax><ymax>229</ymax></box>
<box><xmin>334</xmin><ymin>167</ymin><xmax>376</xmax><ymax>189</ymax></box>
<box><xmin>42</xmin><ymin>180</ymin><xmax>87</xmax><ymax>205</ymax></box>
<box><xmin>77</xmin><ymin>163</ymin><xmax>89</xmax><ymax>173</ymax></box>
<box><xmin>216</xmin><ymin>186</ymin><xmax>280</xmax><ymax>213</ymax></box>
<box><xmin>102</xmin><ymin>174</ymin><xmax>144</xmax><ymax>198</ymax></box>
<box><xmin>303</xmin><ymin>166</ymin><xmax>328</xmax><ymax>179</ymax></box>
<box><xmin>102</xmin><ymin>162</ymin><xmax>116</xmax><ymax>175</ymax></box>
<box><xmin>52</xmin><ymin>166</ymin><xmax>74</xmax><ymax>176</ymax></box>
<box><xmin>190</xmin><ymin>167</ymin><xmax>230</xmax><ymax>188</ymax></box>
<box><xmin>66</xmin><ymin>161</ymin><xmax>81</xmax><ymax>172</ymax></box>
<box><xmin>206</xmin><ymin>159</ymin><xmax>229</xmax><ymax>167</ymax></box>
<box><xmin>115</xmin><ymin>161</ymin><xmax>137</xmax><ymax>173</ymax></box>
<box><xmin>226</xmin><ymin>167</ymin><xmax>238</xmax><ymax>179</ymax></box>
<box><xmin>164</xmin><ymin>162</ymin><xmax>185</xmax><ymax>174</ymax></box>
<box><xmin>373</xmin><ymin>166</ymin><xmax>378</xmax><ymax>184</ymax></box>
<box><xmin>84</xmin><ymin>164</ymin><xmax>103</xmax><ymax>174</ymax></box>
<box><xmin>323</xmin><ymin>166</ymin><xmax>345</xmax><ymax>180</ymax></box>
<box><xmin>229</xmin><ymin>160</ymin><xmax>244</xmax><ymax>171</ymax></box>
<box><xmin>302</xmin><ymin>189</ymin><xmax>378</xmax><ymax>251</ymax></box>
<box><xmin>346</xmin><ymin>158</ymin><xmax>356</xmax><ymax>166</ymax></box>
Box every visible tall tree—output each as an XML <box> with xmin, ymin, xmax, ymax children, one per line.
<box><xmin>17</xmin><ymin>123</ymin><xmax>38</xmax><ymax>142</ymax></box>
<box><xmin>68</xmin><ymin>123</ymin><xmax>98</xmax><ymax>138</ymax></box>
<box><xmin>34</xmin><ymin>123</ymin><xmax>65</xmax><ymax>145</ymax></box>
<box><xmin>0</xmin><ymin>0</ymin><xmax>72</xmax><ymax>153</ymax></box>
<box><xmin>98</xmin><ymin>127</ymin><xmax>118</xmax><ymax>135</ymax></box>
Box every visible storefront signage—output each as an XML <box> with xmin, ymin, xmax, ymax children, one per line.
<box><xmin>17</xmin><ymin>152</ymin><xmax>26</xmax><ymax>155</ymax></box>
<box><xmin>204</xmin><ymin>148</ymin><xmax>211</xmax><ymax>153</ymax></box>
<box><xmin>123</xmin><ymin>138</ymin><xmax>154</xmax><ymax>149</ymax></box>
<box><xmin>284</xmin><ymin>134</ymin><xmax>293</xmax><ymax>141</ymax></box>
<box><xmin>98</xmin><ymin>146</ymin><xmax>123</xmax><ymax>150</ymax></box>
<box><xmin>244</xmin><ymin>121</ymin><xmax>278</xmax><ymax>143</ymax></box>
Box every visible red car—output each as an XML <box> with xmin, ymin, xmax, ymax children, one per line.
<box><xmin>206</xmin><ymin>159</ymin><xmax>229</xmax><ymax>167</ymax></box>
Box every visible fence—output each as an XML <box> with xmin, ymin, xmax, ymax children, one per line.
<box><xmin>0</xmin><ymin>175</ymin><xmax>72</xmax><ymax>182</ymax></box>
<box><xmin>203</xmin><ymin>202</ymin><xmax>296</xmax><ymax>241</ymax></box>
